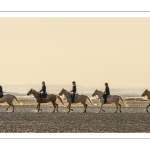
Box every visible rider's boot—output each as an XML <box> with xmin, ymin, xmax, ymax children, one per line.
<box><xmin>41</xmin><ymin>97</ymin><xmax>43</xmax><ymax>103</ymax></box>
<box><xmin>72</xmin><ymin>97</ymin><xmax>74</xmax><ymax>103</ymax></box>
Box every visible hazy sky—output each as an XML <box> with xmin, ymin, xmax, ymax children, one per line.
<box><xmin>0</xmin><ymin>18</ymin><xmax>150</xmax><ymax>88</ymax></box>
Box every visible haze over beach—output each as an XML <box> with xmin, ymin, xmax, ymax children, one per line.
<box><xmin>0</xmin><ymin>18</ymin><xmax>150</xmax><ymax>89</ymax></box>
<box><xmin>2</xmin><ymin>84</ymin><xmax>148</xmax><ymax>97</ymax></box>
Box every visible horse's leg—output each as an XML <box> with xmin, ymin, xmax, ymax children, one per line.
<box><xmin>7</xmin><ymin>101</ymin><xmax>14</xmax><ymax>112</ymax></box>
<box><xmin>6</xmin><ymin>105</ymin><xmax>11</xmax><ymax>111</ymax></box>
<box><xmin>67</xmin><ymin>103</ymin><xmax>73</xmax><ymax>111</ymax></box>
<box><xmin>12</xmin><ymin>105</ymin><xmax>15</xmax><ymax>112</ymax></box>
<box><xmin>102</xmin><ymin>109</ymin><xmax>105</xmax><ymax>112</ymax></box>
<box><xmin>82</xmin><ymin>102</ymin><xmax>88</xmax><ymax>113</ymax></box>
<box><xmin>55</xmin><ymin>102</ymin><xmax>59</xmax><ymax>112</ymax></box>
<box><xmin>100</xmin><ymin>101</ymin><xmax>105</xmax><ymax>112</ymax></box>
<box><xmin>6</xmin><ymin>102</ymin><xmax>11</xmax><ymax>111</ymax></box>
<box><xmin>37</xmin><ymin>103</ymin><xmax>42</xmax><ymax>112</ymax></box>
<box><xmin>56</xmin><ymin>103</ymin><xmax>58</xmax><ymax>112</ymax></box>
<box><xmin>118</xmin><ymin>103</ymin><xmax>121</xmax><ymax>113</ymax></box>
<box><xmin>67</xmin><ymin>103</ymin><xmax>71</xmax><ymax>113</ymax></box>
<box><xmin>98</xmin><ymin>103</ymin><xmax>104</xmax><ymax>113</ymax></box>
<box><xmin>114</xmin><ymin>102</ymin><xmax>118</xmax><ymax>113</ymax></box>
<box><xmin>11</xmin><ymin>104</ymin><xmax>14</xmax><ymax>112</ymax></box>
<box><xmin>51</xmin><ymin>102</ymin><xmax>56</xmax><ymax>113</ymax></box>
<box><xmin>36</xmin><ymin>104</ymin><xmax>39</xmax><ymax>109</ymax></box>
<box><xmin>146</xmin><ymin>103</ymin><xmax>150</xmax><ymax>113</ymax></box>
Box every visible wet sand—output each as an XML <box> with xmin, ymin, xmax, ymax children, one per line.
<box><xmin>0</xmin><ymin>96</ymin><xmax>150</xmax><ymax>133</ymax></box>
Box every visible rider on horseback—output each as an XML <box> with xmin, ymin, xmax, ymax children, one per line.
<box><xmin>0</xmin><ymin>85</ymin><xmax>3</xmax><ymax>98</ymax></box>
<box><xmin>39</xmin><ymin>81</ymin><xmax>46</xmax><ymax>102</ymax></box>
<box><xmin>70</xmin><ymin>81</ymin><xmax>76</xmax><ymax>103</ymax></box>
<box><xmin>103</xmin><ymin>83</ymin><xmax>110</xmax><ymax>104</ymax></box>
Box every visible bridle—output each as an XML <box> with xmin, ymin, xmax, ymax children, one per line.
<box><xmin>94</xmin><ymin>90</ymin><xmax>103</xmax><ymax>99</ymax></box>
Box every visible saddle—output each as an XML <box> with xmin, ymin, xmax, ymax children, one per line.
<box><xmin>103</xmin><ymin>95</ymin><xmax>111</xmax><ymax>104</ymax></box>
<box><xmin>39</xmin><ymin>93</ymin><xmax>47</xmax><ymax>99</ymax></box>
<box><xmin>0</xmin><ymin>92</ymin><xmax>3</xmax><ymax>98</ymax></box>
<box><xmin>0</xmin><ymin>94</ymin><xmax>3</xmax><ymax>98</ymax></box>
<box><xmin>70</xmin><ymin>93</ymin><xmax>78</xmax><ymax>100</ymax></box>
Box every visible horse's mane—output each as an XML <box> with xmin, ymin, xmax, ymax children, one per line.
<box><xmin>31</xmin><ymin>88</ymin><xmax>38</xmax><ymax>92</ymax></box>
<box><xmin>97</xmin><ymin>89</ymin><xmax>103</xmax><ymax>93</ymax></box>
<box><xmin>63</xmin><ymin>88</ymin><xmax>69</xmax><ymax>92</ymax></box>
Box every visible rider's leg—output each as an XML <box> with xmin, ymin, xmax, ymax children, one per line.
<box><xmin>103</xmin><ymin>94</ymin><xmax>107</xmax><ymax>104</ymax></box>
<box><xmin>41</xmin><ymin>93</ymin><xmax>44</xmax><ymax>102</ymax></box>
<box><xmin>72</xmin><ymin>93</ymin><xmax>75</xmax><ymax>103</ymax></box>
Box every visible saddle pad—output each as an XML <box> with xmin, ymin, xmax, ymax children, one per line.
<box><xmin>70</xmin><ymin>94</ymin><xmax>78</xmax><ymax>100</ymax></box>
<box><xmin>107</xmin><ymin>95</ymin><xmax>111</xmax><ymax>98</ymax></box>
<box><xmin>39</xmin><ymin>93</ymin><xmax>47</xmax><ymax>98</ymax></box>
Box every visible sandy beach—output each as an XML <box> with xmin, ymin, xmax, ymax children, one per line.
<box><xmin>0</xmin><ymin>95</ymin><xmax>150</xmax><ymax>133</ymax></box>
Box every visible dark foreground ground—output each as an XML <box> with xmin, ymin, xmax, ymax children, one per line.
<box><xmin>0</xmin><ymin>97</ymin><xmax>150</xmax><ymax>133</ymax></box>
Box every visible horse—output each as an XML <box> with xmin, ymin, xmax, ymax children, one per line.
<box><xmin>0</xmin><ymin>94</ymin><xmax>21</xmax><ymax>112</ymax></box>
<box><xmin>141</xmin><ymin>89</ymin><xmax>150</xmax><ymax>113</ymax></box>
<box><xmin>59</xmin><ymin>88</ymin><xmax>97</xmax><ymax>113</ymax></box>
<box><xmin>27</xmin><ymin>88</ymin><xmax>65</xmax><ymax>112</ymax></box>
<box><xmin>92</xmin><ymin>89</ymin><xmax>128</xmax><ymax>113</ymax></box>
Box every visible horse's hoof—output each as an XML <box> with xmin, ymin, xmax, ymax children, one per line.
<box><xmin>146</xmin><ymin>110</ymin><xmax>148</xmax><ymax>113</ymax></box>
<box><xmin>114</xmin><ymin>112</ymin><xmax>117</xmax><ymax>113</ymax></box>
<box><xmin>83</xmin><ymin>111</ymin><xmax>86</xmax><ymax>113</ymax></box>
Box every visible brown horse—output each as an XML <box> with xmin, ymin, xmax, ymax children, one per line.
<box><xmin>141</xmin><ymin>89</ymin><xmax>150</xmax><ymax>113</ymax></box>
<box><xmin>0</xmin><ymin>94</ymin><xmax>21</xmax><ymax>112</ymax></box>
<box><xmin>27</xmin><ymin>88</ymin><xmax>65</xmax><ymax>112</ymax></box>
<box><xmin>59</xmin><ymin>88</ymin><xmax>97</xmax><ymax>113</ymax></box>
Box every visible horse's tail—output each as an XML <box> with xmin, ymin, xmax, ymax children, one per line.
<box><xmin>13</xmin><ymin>95</ymin><xmax>22</xmax><ymax>104</ymax></box>
<box><xmin>119</xmin><ymin>96</ymin><xmax>129</xmax><ymax>107</ymax></box>
<box><xmin>86</xmin><ymin>96</ymin><xmax>97</xmax><ymax>106</ymax></box>
<box><xmin>56</xmin><ymin>95</ymin><xmax>66</xmax><ymax>107</ymax></box>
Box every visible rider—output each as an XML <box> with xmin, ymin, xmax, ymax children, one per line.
<box><xmin>70</xmin><ymin>81</ymin><xmax>76</xmax><ymax>103</ymax></box>
<box><xmin>103</xmin><ymin>83</ymin><xmax>110</xmax><ymax>104</ymax></box>
<box><xmin>0</xmin><ymin>85</ymin><xmax>3</xmax><ymax>98</ymax></box>
<box><xmin>39</xmin><ymin>81</ymin><xmax>46</xmax><ymax>102</ymax></box>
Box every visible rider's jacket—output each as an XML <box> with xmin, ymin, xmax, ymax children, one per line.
<box><xmin>105</xmin><ymin>86</ymin><xmax>110</xmax><ymax>95</ymax></box>
<box><xmin>39</xmin><ymin>85</ymin><xmax>46</xmax><ymax>94</ymax></box>
<box><xmin>70</xmin><ymin>84</ymin><xmax>76</xmax><ymax>93</ymax></box>
<box><xmin>0</xmin><ymin>86</ymin><xmax>3</xmax><ymax>93</ymax></box>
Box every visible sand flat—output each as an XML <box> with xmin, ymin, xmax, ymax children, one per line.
<box><xmin>0</xmin><ymin>96</ymin><xmax>150</xmax><ymax>133</ymax></box>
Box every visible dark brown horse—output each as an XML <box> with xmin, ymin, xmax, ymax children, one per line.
<box><xmin>27</xmin><ymin>88</ymin><xmax>65</xmax><ymax>112</ymax></box>
<box><xmin>141</xmin><ymin>89</ymin><xmax>150</xmax><ymax>113</ymax></box>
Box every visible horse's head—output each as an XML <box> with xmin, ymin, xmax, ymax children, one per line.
<box><xmin>59</xmin><ymin>88</ymin><xmax>66</xmax><ymax>96</ymax></box>
<box><xmin>92</xmin><ymin>89</ymin><xmax>98</xmax><ymax>97</ymax></box>
<box><xmin>27</xmin><ymin>88</ymin><xmax>34</xmax><ymax>95</ymax></box>
<box><xmin>141</xmin><ymin>89</ymin><xmax>148</xmax><ymax>97</ymax></box>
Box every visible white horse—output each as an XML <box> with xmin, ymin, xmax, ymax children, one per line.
<box><xmin>0</xmin><ymin>94</ymin><xmax>21</xmax><ymax>112</ymax></box>
<box><xmin>92</xmin><ymin>89</ymin><xmax>128</xmax><ymax>113</ymax></box>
